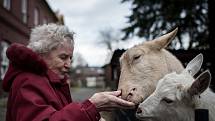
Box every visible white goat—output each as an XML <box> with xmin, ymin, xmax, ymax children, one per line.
<box><xmin>136</xmin><ymin>54</ymin><xmax>215</xmax><ymax>121</ymax></box>
<box><xmin>118</xmin><ymin>28</ymin><xmax>184</xmax><ymax>105</ymax></box>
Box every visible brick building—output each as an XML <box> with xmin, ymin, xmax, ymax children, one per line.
<box><xmin>0</xmin><ymin>0</ymin><xmax>63</xmax><ymax>92</ymax></box>
<box><xmin>103</xmin><ymin>49</ymin><xmax>125</xmax><ymax>89</ymax></box>
<box><xmin>71</xmin><ymin>66</ymin><xmax>105</xmax><ymax>88</ymax></box>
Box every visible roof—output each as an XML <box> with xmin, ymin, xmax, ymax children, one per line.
<box><xmin>43</xmin><ymin>0</ymin><xmax>58</xmax><ymax>22</ymax></box>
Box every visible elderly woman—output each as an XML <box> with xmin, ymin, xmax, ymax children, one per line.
<box><xmin>2</xmin><ymin>24</ymin><xmax>135</xmax><ymax>121</ymax></box>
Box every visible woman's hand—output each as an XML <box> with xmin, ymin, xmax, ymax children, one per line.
<box><xmin>89</xmin><ymin>90</ymin><xmax>135</xmax><ymax>112</ymax></box>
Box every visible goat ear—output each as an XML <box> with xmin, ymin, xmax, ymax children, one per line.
<box><xmin>188</xmin><ymin>70</ymin><xmax>211</xmax><ymax>96</ymax></box>
<box><xmin>152</xmin><ymin>27</ymin><xmax>178</xmax><ymax>50</ymax></box>
<box><xmin>185</xmin><ymin>54</ymin><xmax>203</xmax><ymax>76</ymax></box>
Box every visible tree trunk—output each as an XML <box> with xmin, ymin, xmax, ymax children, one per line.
<box><xmin>208</xmin><ymin>0</ymin><xmax>215</xmax><ymax>49</ymax></box>
<box><xmin>208</xmin><ymin>0</ymin><xmax>215</xmax><ymax>91</ymax></box>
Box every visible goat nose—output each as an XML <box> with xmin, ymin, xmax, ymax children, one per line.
<box><xmin>136</xmin><ymin>107</ymin><xmax>142</xmax><ymax>114</ymax></box>
<box><xmin>131</xmin><ymin>88</ymin><xmax>136</xmax><ymax>91</ymax></box>
<box><xmin>126</xmin><ymin>88</ymin><xmax>136</xmax><ymax>100</ymax></box>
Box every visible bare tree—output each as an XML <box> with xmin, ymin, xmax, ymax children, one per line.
<box><xmin>72</xmin><ymin>52</ymin><xmax>88</xmax><ymax>67</ymax></box>
<box><xmin>98</xmin><ymin>27</ymin><xmax>120</xmax><ymax>51</ymax></box>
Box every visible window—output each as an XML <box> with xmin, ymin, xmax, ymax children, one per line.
<box><xmin>34</xmin><ymin>8</ymin><xmax>39</xmax><ymax>26</ymax></box>
<box><xmin>21</xmin><ymin>0</ymin><xmax>27</xmax><ymax>23</ymax></box>
<box><xmin>0</xmin><ymin>41</ymin><xmax>9</xmax><ymax>80</ymax></box>
<box><xmin>43</xmin><ymin>18</ymin><xmax>48</xmax><ymax>24</ymax></box>
<box><xmin>3</xmin><ymin>0</ymin><xmax>11</xmax><ymax>10</ymax></box>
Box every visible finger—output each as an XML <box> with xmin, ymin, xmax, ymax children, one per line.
<box><xmin>108</xmin><ymin>95</ymin><xmax>135</xmax><ymax>106</ymax></box>
<box><xmin>117</xmin><ymin>103</ymin><xmax>136</xmax><ymax>109</ymax></box>
<box><xmin>114</xmin><ymin>105</ymin><xmax>136</xmax><ymax>109</ymax></box>
<box><xmin>98</xmin><ymin>103</ymin><xmax>122</xmax><ymax>109</ymax></box>
<box><xmin>104</xmin><ymin>90</ymin><xmax>121</xmax><ymax>96</ymax></box>
<box><xmin>100</xmin><ymin>104</ymin><xmax>135</xmax><ymax>111</ymax></box>
<box><xmin>96</xmin><ymin>102</ymin><xmax>119</xmax><ymax>111</ymax></box>
<box><xmin>99</xmin><ymin>107</ymin><xmax>116</xmax><ymax>112</ymax></box>
<box><xmin>108</xmin><ymin>103</ymin><xmax>135</xmax><ymax>109</ymax></box>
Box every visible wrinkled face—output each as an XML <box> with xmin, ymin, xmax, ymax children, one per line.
<box><xmin>136</xmin><ymin>72</ymin><xmax>194</xmax><ymax>121</ymax></box>
<box><xmin>118</xmin><ymin>45</ymin><xmax>169</xmax><ymax>104</ymax></box>
<box><xmin>42</xmin><ymin>41</ymin><xmax>73</xmax><ymax>79</ymax></box>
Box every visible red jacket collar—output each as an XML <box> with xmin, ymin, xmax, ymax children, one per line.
<box><xmin>2</xmin><ymin>43</ymin><xmax>67</xmax><ymax>91</ymax></box>
<box><xmin>6</xmin><ymin>43</ymin><xmax>48</xmax><ymax>74</ymax></box>
<box><xmin>46</xmin><ymin>69</ymin><xmax>68</xmax><ymax>85</ymax></box>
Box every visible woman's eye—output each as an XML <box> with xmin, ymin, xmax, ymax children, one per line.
<box><xmin>162</xmin><ymin>97</ymin><xmax>174</xmax><ymax>104</ymax></box>
<box><xmin>59</xmin><ymin>55</ymin><xmax>67</xmax><ymax>60</ymax></box>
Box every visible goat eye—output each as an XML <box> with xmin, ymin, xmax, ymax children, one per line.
<box><xmin>162</xmin><ymin>97</ymin><xmax>173</xmax><ymax>104</ymax></box>
<box><xmin>133</xmin><ymin>55</ymin><xmax>141</xmax><ymax>60</ymax></box>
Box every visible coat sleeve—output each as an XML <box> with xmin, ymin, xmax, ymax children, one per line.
<box><xmin>10</xmin><ymin>76</ymin><xmax>101</xmax><ymax>121</ymax></box>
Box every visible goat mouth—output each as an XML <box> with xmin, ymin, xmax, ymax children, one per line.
<box><xmin>126</xmin><ymin>97</ymin><xmax>143</xmax><ymax>105</ymax></box>
<box><xmin>132</xmin><ymin>104</ymin><xmax>139</xmax><ymax>112</ymax></box>
<box><xmin>136</xmin><ymin>115</ymin><xmax>155</xmax><ymax>120</ymax></box>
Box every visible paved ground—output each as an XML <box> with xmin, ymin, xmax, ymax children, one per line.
<box><xmin>0</xmin><ymin>87</ymin><xmax>105</xmax><ymax>121</ymax></box>
<box><xmin>0</xmin><ymin>98</ymin><xmax>7</xmax><ymax>121</ymax></box>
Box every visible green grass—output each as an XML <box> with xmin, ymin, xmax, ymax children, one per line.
<box><xmin>0</xmin><ymin>98</ymin><xmax>7</xmax><ymax>108</ymax></box>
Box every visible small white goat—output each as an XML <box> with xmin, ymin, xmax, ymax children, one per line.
<box><xmin>136</xmin><ymin>54</ymin><xmax>215</xmax><ymax>121</ymax></box>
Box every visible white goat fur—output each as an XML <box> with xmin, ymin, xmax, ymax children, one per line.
<box><xmin>105</xmin><ymin>28</ymin><xmax>184</xmax><ymax>121</ymax></box>
<box><xmin>137</xmin><ymin>54</ymin><xmax>215</xmax><ymax>121</ymax></box>
<box><xmin>118</xmin><ymin>28</ymin><xmax>184</xmax><ymax>104</ymax></box>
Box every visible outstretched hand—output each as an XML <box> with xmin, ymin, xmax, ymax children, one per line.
<box><xmin>89</xmin><ymin>90</ymin><xmax>135</xmax><ymax>112</ymax></box>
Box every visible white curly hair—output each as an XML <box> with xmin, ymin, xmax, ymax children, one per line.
<box><xmin>27</xmin><ymin>23</ymin><xmax>74</xmax><ymax>54</ymax></box>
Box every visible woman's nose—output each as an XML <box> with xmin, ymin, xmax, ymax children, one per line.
<box><xmin>64</xmin><ymin>59</ymin><xmax>71</xmax><ymax>68</ymax></box>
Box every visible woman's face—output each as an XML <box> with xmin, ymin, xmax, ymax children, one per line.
<box><xmin>42</xmin><ymin>41</ymin><xmax>73</xmax><ymax>79</ymax></box>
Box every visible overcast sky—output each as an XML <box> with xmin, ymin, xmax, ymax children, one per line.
<box><xmin>47</xmin><ymin>0</ymin><xmax>143</xmax><ymax>67</ymax></box>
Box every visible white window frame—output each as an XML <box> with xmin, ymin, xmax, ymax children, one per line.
<box><xmin>3</xmin><ymin>0</ymin><xmax>11</xmax><ymax>10</ymax></box>
<box><xmin>0</xmin><ymin>41</ymin><xmax>9</xmax><ymax>80</ymax></box>
<box><xmin>21</xmin><ymin>0</ymin><xmax>28</xmax><ymax>23</ymax></box>
<box><xmin>34</xmin><ymin>8</ymin><xmax>39</xmax><ymax>26</ymax></box>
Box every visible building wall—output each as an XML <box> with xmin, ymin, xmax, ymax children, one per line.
<box><xmin>27</xmin><ymin>0</ymin><xmax>59</xmax><ymax>28</ymax></box>
<box><xmin>0</xmin><ymin>0</ymin><xmax>59</xmax><ymax>44</ymax></box>
<box><xmin>103</xmin><ymin>64</ymin><xmax>112</xmax><ymax>88</ymax></box>
<box><xmin>103</xmin><ymin>49</ymin><xmax>125</xmax><ymax>90</ymax></box>
<box><xmin>0</xmin><ymin>0</ymin><xmax>62</xmax><ymax>95</ymax></box>
<box><xmin>71</xmin><ymin>66</ymin><xmax>105</xmax><ymax>88</ymax></box>
<box><xmin>0</xmin><ymin>5</ymin><xmax>29</xmax><ymax>44</ymax></box>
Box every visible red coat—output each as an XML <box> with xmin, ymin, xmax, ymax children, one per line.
<box><xmin>2</xmin><ymin>43</ymin><xmax>100</xmax><ymax>121</ymax></box>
